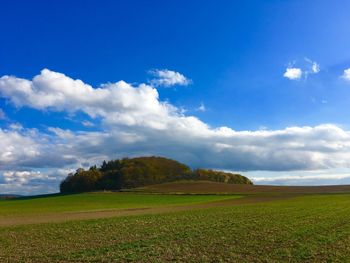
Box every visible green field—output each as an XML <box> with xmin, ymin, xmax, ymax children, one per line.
<box><xmin>1</xmin><ymin>184</ymin><xmax>350</xmax><ymax>262</ymax></box>
<box><xmin>0</xmin><ymin>192</ymin><xmax>236</xmax><ymax>217</ymax></box>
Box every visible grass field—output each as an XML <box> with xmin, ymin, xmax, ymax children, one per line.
<box><xmin>1</xmin><ymin>182</ymin><xmax>350</xmax><ymax>262</ymax></box>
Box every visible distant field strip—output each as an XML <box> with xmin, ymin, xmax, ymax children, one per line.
<box><xmin>137</xmin><ymin>180</ymin><xmax>350</xmax><ymax>194</ymax></box>
<box><xmin>0</xmin><ymin>192</ymin><xmax>241</xmax><ymax>226</ymax></box>
<box><xmin>1</xmin><ymin>194</ymin><xmax>350</xmax><ymax>262</ymax></box>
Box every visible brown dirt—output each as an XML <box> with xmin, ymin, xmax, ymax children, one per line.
<box><xmin>135</xmin><ymin>180</ymin><xmax>350</xmax><ymax>194</ymax></box>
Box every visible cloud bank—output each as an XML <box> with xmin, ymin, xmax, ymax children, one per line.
<box><xmin>248</xmin><ymin>169</ymin><xmax>350</xmax><ymax>186</ymax></box>
<box><xmin>1</xmin><ymin>69</ymin><xmax>350</xmax><ymax>193</ymax></box>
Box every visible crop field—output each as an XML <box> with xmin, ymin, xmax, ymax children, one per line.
<box><xmin>1</xmin><ymin>183</ymin><xmax>350</xmax><ymax>262</ymax></box>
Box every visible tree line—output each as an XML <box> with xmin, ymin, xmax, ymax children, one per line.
<box><xmin>60</xmin><ymin>156</ymin><xmax>253</xmax><ymax>193</ymax></box>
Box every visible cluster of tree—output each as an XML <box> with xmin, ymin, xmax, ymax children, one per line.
<box><xmin>60</xmin><ymin>156</ymin><xmax>253</xmax><ymax>193</ymax></box>
<box><xmin>0</xmin><ymin>194</ymin><xmax>21</xmax><ymax>200</ymax></box>
<box><xmin>191</xmin><ymin>169</ymin><xmax>253</xmax><ymax>185</ymax></box>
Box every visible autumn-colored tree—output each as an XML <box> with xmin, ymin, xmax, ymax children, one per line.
<box><xmin>60</xmin><ymin>156</ymin><xmax>253</xmax><ymax>193</ymax></box>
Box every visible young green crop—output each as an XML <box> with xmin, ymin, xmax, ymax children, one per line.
<box><xmin>1</xmin><ymin>194</ymin><xmax>350</xmax><ymax>262</ymax></box>
<box><xmin>0</xmin><ymin>192</ymin><xmax>237</xmax><ymax>216</ymax></box>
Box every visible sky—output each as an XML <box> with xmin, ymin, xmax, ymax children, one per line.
<box><xmin>1</xmin><ymin>1</ymin><xmax>350</xmax><ymax>194</ymax></box>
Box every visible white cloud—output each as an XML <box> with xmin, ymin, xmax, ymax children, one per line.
<box><xmin>0</xmin><ymin>168</ymin><xmax>70</xmax><ymax>195</ymax></box>
<box><xmin>2</xmin><ymin>69</ymin><xmax>350</xmax><ymax>193</ymax></box>
<box><xmin>149</xmin><ymin>69</ymin><xmax>191</xmax><ymax>87</ymax></box>
<box><xmin>196</xmin><ymin>102</ymin><xmax>206</xmax><ymax>112</ymax></box>
<box><xmin>249</xmin><ymin>169</ymin><xmax>350</xmax><ymax>186</ymax></box>
<box><xmin>311</xmin><ymin>62</ymin><xmax>320</xmax><ymax>73</ymax></box>
<box><xmin>0</xmin><ymin>69</ymin><xmax>176</xmax><ymax>129</ymax></box>
<box><xmin>31</xmin><ymin>123</ymin><xmax>350</xmax><ymax>172</ymax></box>
<box><xmin>3</xmin><ymin>170</ymin><xmax>49</xmax><ymax>184</ymax></box>
<box><xmin>305</xmin><ymin>57</ymin><xmax>320</xmax><ymax>74</ymax></box>
<box><xmin>284</xmin><ymin>58</ymin><xmax>320</xmax><ymax>80</ymax></box>
<box><xmin>0</xmin><ymin>128</ymin><xmax>43</xmax><ymax>166</ymax></box>
<box><xmin>283</xmin><ymin>67</ymin><xmax>302</xmax><ymax>80</ymax></box>
<box><xmin>81</xmin><ymin>121</ymin><xmax>94</xmax><ymax>127</ymax></box>
<box><xmin>341</xmin><ymin>68</ymin><xmax>350</xmax><ymax>81</ymax></box>
<box><xmin>0</xmin><ymin>127</ymin><xmax>76</xmax><ymax>169</ymax></box>
<box><xmin>9</xmin><ymin>123</ymin><xmax>23</xmax><ymax>130</ymax></box>
<box><xmin>252</xmin><ymin>173</ymin><xmax>350</xmax><ymax>184</ymax></box>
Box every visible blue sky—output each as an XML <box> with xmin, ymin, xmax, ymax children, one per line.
<box><xmin>1</xmin><ymin>1</ymin><xmax>350</xmax><ymax>194</ymax></box>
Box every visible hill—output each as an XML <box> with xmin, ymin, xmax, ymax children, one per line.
<box><xmin>60</xmin><ymin>156</ymin><xmax>253</xmax><ymax>193</ymax></box>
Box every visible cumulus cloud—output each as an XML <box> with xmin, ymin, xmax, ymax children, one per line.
<box><xmin>0</xmin><ymin>69</ymin><xmax>177</xmax><ymax>129</ymax></box>
<box><xmin>341</xmin><ymin>68</ymin><xmax>350</xmax><ymax>81</ymax></box>
<box><xmin>1</xmin><ymin>69</ymin><xmax>350</xmax><ymax>193</ymax></box>
<box><xmin>3</xmin><ymin>170</ymin><xmax>50</xmax><ymax>184</ymax></box>
<box><xmin>283</xmin><ymin>67</ymin><xmax>302</xmax><ymax>80</ymax></box>
<box><xmin>5</xmin><ymin>125</ymin><xmax>78</xmax><ymax>166</ymax></box>
<box><xmin>0</xmin><ymin>127</ymin><xmax>46</xmax><ymax>168</ymax></box>
<box><xmin>0</xmin><ymin>169</ymin><xmax>70</xmax><ymax>195</ymax></box>
<box><xmin>148</xmin><ymin>69</ymin><xmax>191</xmax><ymax>87</ymax></box>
